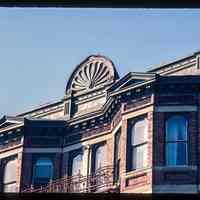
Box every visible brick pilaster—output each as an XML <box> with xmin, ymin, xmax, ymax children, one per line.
<box><xmin>120</xmin><ymin>119</ymin><xmax>127</xmax><ymax>192</ymax></box>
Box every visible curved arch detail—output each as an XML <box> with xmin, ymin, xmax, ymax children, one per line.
<box><xmin>65</xmin><ymin>55</ymin><xmax>119</xmax><ymax>95</ymax></box>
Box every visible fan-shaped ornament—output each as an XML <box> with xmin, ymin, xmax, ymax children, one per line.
<box><xmin>71</xmin><ymin>59</ymin><xmax>114</xmax><ymax>93</ymax></box>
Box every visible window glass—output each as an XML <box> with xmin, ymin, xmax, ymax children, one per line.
<box><xmin>72</xmin><ymin>154</ymin><xmax>83</xmax><ymax>176</ymax></box>
<box><xmin>165</xmin><ymin>115</ymin><xmax>188</xmax><ymax>166</ymax></box>
<box><xmin>3</xmin><ymin>159</ymin><xmax>17</xmax><ymax>184</ymax></box>
<box><xmin>132</xmin><ymin>118</ymin><xmax>147</xmax><ymax>145</ymax></box>
<box><xmin>114</xmin><ymin>129</ymin><xmax>121</xmax><ymax>182</ymax></box>
<box><xmin>95</xmin><ymin>145</ymin><xmax>106</xmax><ymax>172</ymax></box>
<box><xmin>3</xmin><ymin>158</ymin><xmax>17</xmax><ymax>192</ymax></box>
<box><xmin>166</xmin><ymin>116</ymin><xmax>187</xmax><ymax>141</ymax></box>
<box><xmin>34</xmin><ymin>157</ymin><xmax>53</xmax><ymax>185</ymax></box>
<box><xmin>129</xmin><ymin>117</ymin><xmax>148</xmax><ymax>170</ymax></box>
<box><xmin>166</xmin><ymin>143</ymin><xmax>187</xmax><ymax>165</ymax></box>
<box><xmin>132</xmin><ymin>144</ymin><xmax>147</xmax><ymax>169</ymax></box>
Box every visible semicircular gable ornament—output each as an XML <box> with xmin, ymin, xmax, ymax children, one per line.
<box><xmin>71</xmin><ymin>59</ymin><xmax>114</xmax><ymax>93</ymax></box>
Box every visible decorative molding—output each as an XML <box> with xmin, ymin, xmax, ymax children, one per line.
<box><xmin>155</xmin><ymin>106</ymin><xmax>197</xmax><ymax>112</ymax></box>
<box><xmin>0</xmin><ymin>124</ymin><xmax>24</xmax><ymax>133</ymax></box>
<box><xmin>154</xmin><ymin>166</ymin><xmax>197</xmax><ymax>171</ymax></box>
<box><xmin>0</xmin><ymin>147</ymin><xmax>22</xmax><ymax>159</ymax></box>
<box><xmin>72</xmin><ymin>60</ymin><xmax>112</xmax><ymax>92</ymax></box>
<box><xmin>24</xmin><ymin>148</ymin><xmax>62</xmax><ymax>153</ymax></box>
<box><xmin>63</xmin><ymin>143</ymin><xmax>83</xmax><ymax>153</ymax></box>
<box><xmin>196</xmin><ymin>56</ymin><xmax>200</xmax><ymax>69</ymax></box>
<box><xmin>122</xmin><ymin>106</ymin><xmax>153</xmax><ymax>120</ymax></box>
<box><xmin>153</xmin><ymin>185</ymin><xmax>197</xmax><ymax>193</ymax></box>
<box><xmin>66</xmin><ymin>55</ymin><xmax>119</xmax><ymax>95</ymax></box>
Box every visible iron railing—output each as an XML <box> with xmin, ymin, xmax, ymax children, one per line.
<box><xmin>22</xmin><ymin>165</ymin><xmax>116</xmax><ymax>193</ymax></box>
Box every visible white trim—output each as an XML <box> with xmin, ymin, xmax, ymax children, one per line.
<box><xmin>63</xmin><ymin>133</ymin><xmax>113</xmax><ymax>153</ymax></box>
<box><xmin>112</xmin><ymin>121</ymin><xmax>122</xmax><ymax>135</ymax></box>
<box><xmin>122</xmin><ymin>106</ymin><xmax>153</xmax><ymax>120</ymax></box>
<box><xmin>0</xmin><ymin>148</ymin><xmax>22</xmax><ymax>159</ymax></box>
<box><xmin>0</xmin><ymin>124</ymin><xmax>24</xmax><ymax>133</ymax></box>
<box><xmin>153</xmin><ymin>185</ymin><xmax>197</xmax><ymax>193</ymax></box>
<box><xmin>63</xmin><ymin>143</ymin><xmax>83</xmax><ymax>153</ymax></box>
<box><xmin>155</xmin><ymin>106</ymin><xmax>197</xmax><ymax>112</ymax></box>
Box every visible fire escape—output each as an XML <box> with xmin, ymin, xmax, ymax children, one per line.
<box><xmin>22</xmin><ymin>165</ymin><xmax>119</xmax><ymax>193</ymax></box>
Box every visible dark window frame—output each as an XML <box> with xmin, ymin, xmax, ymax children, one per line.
<box><xmin>114</xmin><ymin>128</ymin><xmax>121</xmax><ymax>183</ymax></box>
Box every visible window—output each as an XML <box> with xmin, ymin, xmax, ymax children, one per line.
<box><xmin>114</xmin><ymin>129</ymin><xmax>121</xmax><ymax>182</ymax></box>
<box><xmin>71</xmin><ymin>154</ymin><xmax>83</xmax><ymax>176</ymax></box>
<box><xmin>165</xmin><ymin>115</ymin><xmax>188</xmax><ymax>166</ymax></box>
<box><xmin>130</xmin><ymin>117</ymin><xmax>148</xmax><ymax>170</ymax></box>
<box><xmin>92</xmin><ymin>143</ymin><xmax>106</xmax><ymax>173</ymax></box>
<box><xmin>33</xmin><ymin>157</ymin><xmax>53</xmax><ymax>187</ymax></box>
<box><xmin>3</xmin><ymin>157</ymin><xmax>17</xmax><ymax>192</ymax></box>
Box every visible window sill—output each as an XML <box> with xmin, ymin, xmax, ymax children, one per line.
<box><xmin>125</xmin><ymin>166</ymin><xmax>152</xmax><ymax>178</ymax></box>
<box><xmin>154</xmin><ymin>165</ymin><xmax>197</xmax><ymax>171</ymax></box>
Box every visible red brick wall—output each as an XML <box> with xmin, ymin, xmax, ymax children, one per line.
<box><xmin>16</xmin><ymin>152</ymin><xmax>23</xmax><ymax>192</ymax></box>
<box><xmin>106</xmin><ymin>137</ymin><xmax>114</xmax><ymax>168</ymax></box>
<box><xmin>120</xmin><ymin>119</ymin><xmax>127</xmax><ymax>192</ymax></box>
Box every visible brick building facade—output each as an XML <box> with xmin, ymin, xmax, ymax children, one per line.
<box><xmin>1</xmin><ymin>52</ymin><xmax>200</xmax><ymax>193</ymax></box>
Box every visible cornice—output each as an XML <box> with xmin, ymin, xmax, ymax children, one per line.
<box><xmin>16</xmin><ymin>100</ymin><xmax>64</xmax><ymax>118</ymax></box>
<box><xmin>0</xmin><ymin>123</ymin><xmax>24</xmax><ymax>133</ymax></box>
<box><xmin>147</xmin><ymin>51</ymin><xmax>198</xmax><ymax>74</ymax></box>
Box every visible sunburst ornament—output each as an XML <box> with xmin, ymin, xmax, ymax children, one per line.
<box><xmin>70</xmin><ymin>56</ymin><xmax>116</xmax><ymax>93</ymax></box>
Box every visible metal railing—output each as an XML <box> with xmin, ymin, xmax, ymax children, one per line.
<box><xmin>22</xmin><ymin>165</ymin><xmax>116</xmax><ymax>193</ymax></box>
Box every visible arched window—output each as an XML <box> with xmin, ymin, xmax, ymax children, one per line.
<box><xmin>165</xmin><ymin>116</ymin><xmax>188</xmax><ymax>166</ymax></box>
<box><xmin>71</xmin><ymin>154</ymin><xmax>83</xmax><ymax>176</ymax></box>
<box><xmin>131</xmin><ymin>118</ymin><xmax>148</xmax><ymax>170</ymax></box>
<box><xmin>3</xmin><ymin>157</ymin><xmax>17</xmax><ymax>192</ymax></box>
<box><xmin>94</xmin><ymin>144</ymin><xmax>106</xmax><ymax>172</ymax></box>
<box><xmin>33</xmin><ymin>157</ymin><xmax>53</xmax><ymax>187</ymax></box>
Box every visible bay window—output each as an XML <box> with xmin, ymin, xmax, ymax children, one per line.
<box><xmin>165</xmin><ymin>115</ymin><xmax>188</xmax><ymax>166</ymax></box>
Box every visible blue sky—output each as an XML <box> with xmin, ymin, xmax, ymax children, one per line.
<box><xmin>1</xmin><ymin>8</ymin><xmax>200</xmax><ymax>117</ymax></box>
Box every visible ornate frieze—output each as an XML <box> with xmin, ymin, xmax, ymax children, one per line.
<box><xmin>124</xmin><ymin>96</ymin><xmax>151</xmax><ymax>111</ymax></box>
<box><xmin>0</xmin><ymin>139</ymin><xmax>22</xmax><ymax>151</ymax></box>
<box><xmin>65</xmin><ymin>123</ymin><xmax>111</xmax><ymax>145</ymax></box>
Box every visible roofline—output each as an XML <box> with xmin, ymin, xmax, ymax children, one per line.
<box><xmin>147</xmin><ymin>50</ymin><xmax>200</xmax><ymax>73</ymax></box>
<box><xmin>16</xmin><ymin>99</ymin><xmax>64</xmax><ymax>117</ymax></box>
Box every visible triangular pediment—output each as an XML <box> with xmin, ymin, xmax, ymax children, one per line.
<box><xmin>108</xmin><ymin>72</ymin><xmax>156</xmax><ymax>93</ymax></box>
<box><xmin>0</xmin><ymin>116</ymin><xmax>24</xmax><ymax>130</ymax></box>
